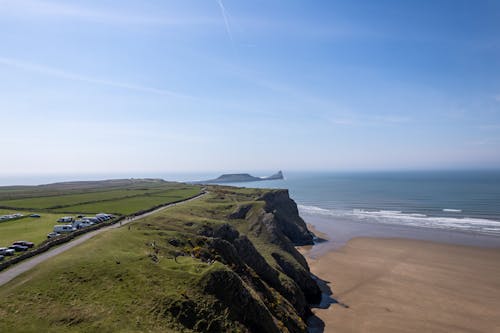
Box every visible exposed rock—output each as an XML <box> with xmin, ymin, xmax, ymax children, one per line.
<box><xmin>228</xmin><ymin>204</ymin><xmax>253</xmax><ymax>220</ymax></box>
<box><xmin>168</xmin><ymin>239</ymin><xmax>180</xmax><ymax>247</ymax></box>
<box><xmin>258</xmin><ymin>190</ymin><xmax>314</xmax><ymax>246</ymax></box>
<box><xmin>201</xmin><ymin>269</ymin><xmax>282</xmax><ymax>333</ymax></box>
<box><xmin>213</xmin><ymin>223</ymin><xmax>239</xmax><ymax>242</ymax></box>
<box><xmin>272</xmin><ymin>252</ymin><xmax>322</xmax><ymax>305</ymax></box>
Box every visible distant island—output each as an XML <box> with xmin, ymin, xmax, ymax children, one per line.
<box><xmin>196</xmin><ymin>171</ymin><xmax>284</xmax><ymax>184</ymax></box>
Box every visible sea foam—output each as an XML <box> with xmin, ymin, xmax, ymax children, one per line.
<box><xmin>298</xmin><ymin>204</ymin><xmax>500</xmax><ymax>236</ymax></box>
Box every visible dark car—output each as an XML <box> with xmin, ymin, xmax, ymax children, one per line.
<box><xmin>30</xmin><ymin>214</ymin><xmax>41</xmax><ymax>218</ymax></box>
<box><xmin>9</xmin><ymin>244</ymin><xmax>28</xmax><ymax>252</ymax></box>
<box><xmin>0</xmin><ymin>247</ymin><xmax>15</xmax><ymax>256</ymax></box>
<box><xmin>13</xmin><ymin>241</ymin><xmax>35</xmax><ymax>248</ymax></box>
<box><xmin>0</xmin><ymin>255</ymin><xmax>4</xmax><ymax>261</ymax></box>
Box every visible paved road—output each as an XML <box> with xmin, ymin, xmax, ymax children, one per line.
<box><xmin>0</xmin><ymin>192</ymin><xmax>206</xmax><ymax>288</ymax></box>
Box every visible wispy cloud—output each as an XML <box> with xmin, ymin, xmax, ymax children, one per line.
<box><xmin>0</xmin><ymin>56</ymin><xmax>190</xmax><ymax>98</ymax></box>
<box><xmin>0</xmin><ymin>0</ymin><xmax>216</xmax><ymax>26</ymax></box>
<box><xmin>494</xmin><ymin>94</ymin><xmax>500</xmax><ymax>102</ymax></box>
<box><xmin>216</xmin><ymin>0</ymin><xmax>234</xmax><ymax>44</ymax></box>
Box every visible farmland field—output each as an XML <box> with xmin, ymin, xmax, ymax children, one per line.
<box><xmin>0</xmin><ymin>212</ymin><xmax>65</xmax><ymax>247</ymax></box>
<box><xmin>53</xmin><ymin>188</ymin><xmax>201</xmax><ymax>215</ymax></box>
<box><xmin>0</xmin><ymin>179</ymin><xmax>202</xmax><ymax>247</ymax></box>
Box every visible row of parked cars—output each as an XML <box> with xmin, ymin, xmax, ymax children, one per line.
<box><xmin>47</xmin><ymin>213</ymin><xmax>115</xmax><ymax>238</ymax></box>
<box><xmin>1</xmin><ymin>213</ymin><xmax>40</xmax><ymax>222</ymax></box>
<box><xmin>0</xmin><ymin>241</ymin><xmax>35</xmax><ymax>261</ymax></box>
<box><xmin>0</xmin><ymin>213</ymin><xmax>23</xmax><ymax>221</ymax></box>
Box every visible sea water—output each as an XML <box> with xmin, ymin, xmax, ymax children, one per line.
<box><xmin>222</xmin><ymin>171</ymin><xmax>500</xmax><ymax>241</ymax></box>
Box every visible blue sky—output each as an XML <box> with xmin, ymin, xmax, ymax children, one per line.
<box><xmin>1</xmin><ymin>0</ymin><xmax>499</xmax><ymax>174</ymax></box>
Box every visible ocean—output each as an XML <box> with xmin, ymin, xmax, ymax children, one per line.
<box><xmin>220</xmin><ymin>171</ymin><xmax>500</xmax><ymax>248</ymax></box>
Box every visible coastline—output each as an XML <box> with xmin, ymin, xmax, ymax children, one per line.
<box><xmin>301</xmin><ymin>222</ymin><xmax>500</xmax><ymax>333</ymax></box>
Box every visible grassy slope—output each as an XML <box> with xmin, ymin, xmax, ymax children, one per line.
<box><xmin>0</xmin><ymin>187</ymin><xmax>308</xmax><ymax>333</ymax></box>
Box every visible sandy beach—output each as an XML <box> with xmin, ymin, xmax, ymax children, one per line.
<box><xmin>303</xmin><ymin>236</ymin><xmax>500</xmax><ymax>333</ymax></box>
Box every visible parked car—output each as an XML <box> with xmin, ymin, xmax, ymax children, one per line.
<box><xmin>57</xmin><ymin>216</ymin><xmax>74</xmax><ymax>223</ymax></box>
<box><xmin>0</xmin><ymin>255</ymin><xmax>4</xmax><ymax>262</ymax></box>
<box><xmin>12</xmin><ymin>241</ymin><xmax>34</xmax><ymax>248</ymax></box>
<box><xmin>0</xmin><ymin>247</ymin><xmax>15</xmax><ymax>256</ymax></box>
<box><xmin>47</xmin><ymin>232</ymin><xmax>60</xmax><ymax>239</ymax></box>
<box><xmin>30</xmin><ymin>214</ymin><xmax>41</xmax><ymax>218</ymax></box>
<box><xmin>73</xmin><ymin>220</ymin><xmax>93</xmax><ymax>229</ymax></box>
<box><xmin>53</xmin><ymin>225</ymin><xmax>75</xmax><ymax>234</ymax></box>
<box><xmin>9</xmin><ymin>244</ymin><xmax>28</xmax><ymax>252</ymax></box>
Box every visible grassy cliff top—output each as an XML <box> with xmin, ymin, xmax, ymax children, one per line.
<box><xmin>0</xmin><ymin>186</ymin><xmax>318</xmax><ymax>333</ymax></box>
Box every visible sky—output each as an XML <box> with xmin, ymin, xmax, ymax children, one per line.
<box><xmin>1</xmin><ymin>0</ymin><xmax>500</xmax><ymax>175</ymax></box>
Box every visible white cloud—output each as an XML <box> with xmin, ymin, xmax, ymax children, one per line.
<box><xmin>0</xmin><ymin>56</ymin><xmax>191</xmax><ymax>98</ymax></box>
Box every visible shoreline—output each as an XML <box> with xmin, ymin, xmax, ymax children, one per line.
<box><xmin>301</xmin><ymin>230</ymin><xmax>500</xmax><ymax>332</ymax></box>
<box><xmin>301</xmin><ymin>212</ymin><xmax>500</xmax><ymax>259</ymax></box>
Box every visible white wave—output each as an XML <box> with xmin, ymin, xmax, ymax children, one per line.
<box><xmin>298</xmin><ymin>204</ymin><xmax>500</xmax><ymax>236</ymax></box>
<box><xmin>443</xmin><ymin>208</ymin><xmax>462</xmax><ymax>213</ymax></box>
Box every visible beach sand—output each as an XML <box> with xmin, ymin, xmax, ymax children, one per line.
<box><xmin>302</xmin><ymin>237</ymin><xmax>500</xmax><ymax>333</ymax></box>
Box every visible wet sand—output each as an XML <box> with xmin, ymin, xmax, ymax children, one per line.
<box><xmin>302</xmin><ymin>237</ymin><xmax>500</xmax><ymax>333</ymax></box>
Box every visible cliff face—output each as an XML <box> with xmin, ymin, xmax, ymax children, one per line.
<box><xmin>191</xmin><ymin>189</ymin><xmax>321</xmax><ymax>333</ymax></box>
<box><xmin>155</xmin><ymin>188</ymin><xmax>322</xmax><ymax>333</ymax></box>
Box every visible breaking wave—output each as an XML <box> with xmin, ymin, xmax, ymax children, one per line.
<box><xmin>298</xmin><ymin>204</ymin><xmax>500</xmax><ymax>236</ymax></box>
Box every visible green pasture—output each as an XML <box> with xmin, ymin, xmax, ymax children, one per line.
<box><xmin>53</xmin><ymin>187</ymin><xmax>201</xmax><ymax>215</ymax></box>
<box><xmin>0</xmin><ymin>199</ymin><xmax>227</xmax><ymax>333</ymax></box>
<box><xmin>0</xmin><ymin>181</ymin><xmax>201</xmax><ymax>248</ymax></box>
<box><xmin>0</xmin><ymin>212</ymin><xmax>61</xmax><ymax>247</ymax></box>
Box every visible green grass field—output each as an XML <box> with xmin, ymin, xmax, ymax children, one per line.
<box><xmin>0</xmin><ymin>189</ymin><xmax>158</xmax><ymax>209</ymax></box>
<box><xmin>0</xmin><ymin>187</ymin><xmax>309</xmax><ymax>332</ymax></box>
<box><xmin>52</xmin><ymin>188</ymin><xmax>201</xmax><ymax>215</ymax></box>
<box><xmin>0</xmin><ymin>190</ymin><xmax>241</xmax><ymax>332</ymax></box>
<box><xmin>0</xmin><ymin>212</ymin><xmax>63</xmax><ymax>247</ymax></box>
<box><xmin>0</xmin><ymin>180</ymin><xmax>202</xmax><ymax>249</ymax></box>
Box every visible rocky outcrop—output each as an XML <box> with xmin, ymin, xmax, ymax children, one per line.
<box><xmin>195</xmin><ymin>171</ymin><xmax>284</xmax><ymax>184</ymax></box>
<box><xmin>165</xmin><ymin>189</ymin><xmax>321</xmax><ymax>333</ymax></box>
<box><xmin>258</xmin><ymin>190</ymin><xmax>314</xmax><ymax>246</ymax></box>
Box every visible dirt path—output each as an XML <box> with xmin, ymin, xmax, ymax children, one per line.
<box><xmin>0</xmin><ymin>192</ymin><xmax>206</xmax><ymax>287</ymax></box>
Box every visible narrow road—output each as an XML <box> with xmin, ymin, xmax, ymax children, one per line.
<box><xmin>0</xmin><ymin>192</ymin><xmax>207</xmax><ymax>288</ymax></box>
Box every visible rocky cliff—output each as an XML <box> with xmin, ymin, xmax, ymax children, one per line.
<box><xmin>161</xmin><ymin>187</ymin><xmax>322</xmax><ymax>332</ymax></box>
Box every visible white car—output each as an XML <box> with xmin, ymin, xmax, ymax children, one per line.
<box><xmin>47</xmin><ymin>232</ymin><xmax>60</xmax><ymax>239</ymax></box>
